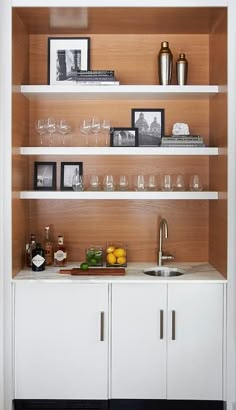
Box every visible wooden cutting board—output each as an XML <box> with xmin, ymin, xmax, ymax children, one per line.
<box><xmin>59</xmin><ymin>267</ymin><xmax>126</xmax><ymax>275</ymax></box>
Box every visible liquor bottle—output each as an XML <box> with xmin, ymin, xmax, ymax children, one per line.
<box><xmin>54</xmin><ymin>235</ymin><xmax>67</xmax><ymax>267</ymax></box>
<box><xmin>158</xmin><ymin>41</ymin><xmax>173</xmax><ymax>85</ymax></box>
<box><xmin>25</xmin><ymin>233</ymin><xmax>36</xmax><ymax>267</ymax></box>
<box><xmin>31</xmin><ymin>243</ymin><xmax>45</xmax><ymax>272</ymax></box>
<box><xmin>44</xmin><ymin>226</ymin><xmax>54</xmax><ymax>266</ymax></box>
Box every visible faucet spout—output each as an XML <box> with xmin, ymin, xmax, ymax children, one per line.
<box><xmin>158</xmin><ymin>218</ymin><xmax>174</xmax><ymax>266</ymax></box>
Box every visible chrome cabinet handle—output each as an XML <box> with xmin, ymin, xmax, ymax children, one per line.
<box><xmin>172</xmin><ymin>310</ymin><xmax>176</xmax><ymax>340</ymax></box>
<box><xmin>100</xmin><ymin>311</ymin><xmax>104</xmax><ymax>341</ymax></box>
<box><xmin>160</xmin><ymin>310</ymin><xmax>164</xmax><ymax>339</ymax></box>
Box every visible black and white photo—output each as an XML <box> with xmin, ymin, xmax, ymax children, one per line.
<box><xmin>34</xmin><ymin>162</ymin><xmax>56</xmax><ymax>191</ymax></box>
<box><xmin>48</xmin><ymin>37</ymin><xmax>90</xmax><ymax>85</ymax></box>
<box><xmin>131</xmin><ymin>108</ymin><xmax>164</xmax><ymax>146</ymax></box>
<box><xmin>60</xmin><ymin>162</ymin><xmax>83</xmax><ymax>191</ymax></box>
<box><xmin>110</xmin><ymin>128</ymin><xmax>138</xmax><ymax>147</ymax></box>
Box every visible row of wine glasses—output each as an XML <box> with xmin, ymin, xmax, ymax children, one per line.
<box><xmin>71</xmin><ymin>174</ymin><xmax>203</xmax><ymax>192</ymax></box>
<box><xmin>35</xmin><ymin>118</ymin><xmax>71</xmax><ymax>146</ymax></box>
<box><xmin>80</xmin><ymin>118</ymin><xmax>111</xmax><ymax>146</ymax></box>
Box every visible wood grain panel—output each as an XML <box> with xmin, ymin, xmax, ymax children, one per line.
<box><xmin>29</xmin><ymin>34</ymin><xmax>209</xmax><ymax>86</ymax></box>
<box><xmin>28</xmin><ymin>200</ymin><xmax>208</xmax><ymax>264</ymax></box>
<box><xmin>14</xmin><ymin>7</ymin><xmax>226</xmax><ymax>35</ymax></box>
<box><xmin>29</xmin><ymin>99</ymin><xmax>209</xmax><ymax>147</ymax></box>
<box><xmin>209</xmin><ymin>12</ymin><xmax>227</xmax><ymax>277</ymax></box>
<box><xmin>12</xmin><ymin>12</ymin><xmax>30</xmax><ymax>276</ymax></box>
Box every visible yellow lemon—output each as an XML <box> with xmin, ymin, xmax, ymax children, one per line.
<box><xmin>106</xmin><ymin>245</ymin><xmax>115</xmax><ymax>254</ymax></box>
<box><xmin>117</xmin><ymin>256</ymin><xmax>126</xmax><ymax>265</ymax></box>
<box><xmin>107</xmin><ymin>253</ymin><xmax>116</xmax><ymax>265</ymax></box>
<box><xmin>113</xmin><ymin>248</ymin><xmax>125</xmax><ymax>258</ymax></box>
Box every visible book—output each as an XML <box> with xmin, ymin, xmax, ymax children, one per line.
<box><xmin>161</xmin><ymin>143</ymin><xmax>205</xmax><ymax>147</ymax></box>
<box><xmin>75</xmin><ymin>81</ymin><xmax>120</xmax><ymax>85</ymax></box>
<box><xmin>77</xmin><ymin>70</ymin><xmax>115</xmax><ymax>76</ymax></box>
<box><xmin>76</xmin><ymin>76</ymin><xmax>117</xmax><ymax>82</ymax></box>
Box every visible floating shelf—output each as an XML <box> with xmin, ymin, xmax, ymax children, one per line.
<box><xmin>19</xmin><ymin>191</ymin><xmax>219</xmax><ymax>200</ymax></box>
<box><xmin>12</xmin><ymin>0</ymin><xmax>228</xmax><ymax>7</ymax></box>
<box><xmin>20</xmin><ymin>147</ymin><xmax>219</xmax><ymax>156</ymax></box>
<box><xmin>20</xmin><ymin>85</ymin><xmax>220</xmax><ymax>101</ymax></box>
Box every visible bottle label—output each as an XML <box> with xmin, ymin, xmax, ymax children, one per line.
<box><xmin>32</xmin><ymin>254</ymin><xmax>45</xmax><ymax>268</ymax></box>
<box><xmin>54</xmin><ymin>250</ymin><xmax>67</xmax><ymax>261</ymax></box>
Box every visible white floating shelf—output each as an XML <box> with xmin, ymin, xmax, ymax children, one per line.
<box><xmin>20</xmin><ymin>85</ymin><xmax>220</xmax><ymax>101</ymax></box>
<box><xmin>20</xmin><ymin>147</ymin><xmax>219</xmax><ymax>156</ymax></box>
<box><xmin>12</xmin><ymin>1</ymin><xmax>228</xmax><ymax>7</ymax></box>
<box><xmin>20</xmin><ymin>191</ymin><xmax>219</xmax><ymax>200</ymax></box>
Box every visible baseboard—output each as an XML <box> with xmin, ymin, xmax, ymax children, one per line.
<box><xmin>13</xmin><ymin>399</ymin><xmax>224</xmax><ymax>410</ymax></box>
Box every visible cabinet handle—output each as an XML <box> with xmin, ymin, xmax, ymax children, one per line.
<box><xmin>160</xmin><ymin>310</ymin><xmax>164</xmax><ymax>339</ymax></box>
<box><xmin>100</xmin><ymin>311</ymin><xmax>104</xmax><ymax>341</ymax></box>
<box><xmin>172</xmin><ymin>310</ymin><xmax>176</xmax><ymax>340</ymax></box>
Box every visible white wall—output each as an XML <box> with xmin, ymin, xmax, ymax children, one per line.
<box><xmin>1</xmin><ymin>1</ymin><xmax>13</xmax><ymax>409</ymax></box>
<box><xmin>227</xmin><ymin>1</ymin><xmax>236</xmax><ymax>410</ymax></box>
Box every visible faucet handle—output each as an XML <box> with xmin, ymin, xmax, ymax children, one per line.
<box><xmin>162</xmin><ymin>255</ymin><xmax>174</xmax><ymax>262</ymax></box>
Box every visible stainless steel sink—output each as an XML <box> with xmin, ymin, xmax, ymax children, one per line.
<box><xmin>143</xmin><ymin>266</ymin><xmax>185</xmax><ymax>277</ymax></box>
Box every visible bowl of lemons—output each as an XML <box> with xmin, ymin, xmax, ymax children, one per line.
<box><xmin>106</xmin><ymin>244</ymin><xmax>127</xmax><ymax>267</ymax></box>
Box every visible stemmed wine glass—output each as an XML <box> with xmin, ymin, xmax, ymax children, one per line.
<box><xmin>35</xmin><ymin>119</ymin><xmax>46</xmax><ymax>145</ymax></box>
<box><xmin>57</xmin><ymin>119</ymin><xmax>71</xmax><ymax>145</ymax></box>
<box><xmin>80</xmin><ymin>119</ymin><xmax>91</xmax><ymax>146</ymax></box>
<box><xmin>101</xmin><ymin>119</ymin><xmax>111</xmax><ymax>146</ymax></box>
<box><xmin>91</xmin><ymin>117</ymin><xmax>101</xmax><ymax>146</ymax></box>
<box><xmin>44</xmin><ymin>117</ymin><xmax>56</xmax><ymax>146</ymax></box>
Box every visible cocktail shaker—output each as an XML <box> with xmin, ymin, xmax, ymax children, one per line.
<box><xmin>158</xmin><ymin>41</ymin><xmax>173</xmax><ymax>85</ymax></box>
<box><xmin>176</xmin><ymin>53</ymin><xmax>188</xmax><ymax>85</ymax></box>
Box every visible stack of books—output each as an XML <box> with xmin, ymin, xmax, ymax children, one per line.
<box><xmin>76</xmin><ymin>70</ymin><xmax>119</xmax><ymax>85</ymax></box>
<box><xmin>161</xmin><ymin>135</ymin><xmax>205</xmax><ymax>147</ymax></box>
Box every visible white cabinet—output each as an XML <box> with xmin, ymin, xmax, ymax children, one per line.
<box><xmin>111</xmin><ymin>283</ymin><xmax>224</xmax><ymax>400</ymax></box>
<box><xmin>14</xmin><ymin>282</ymin><xmax>109</xmax><ymax>400</ymax></box>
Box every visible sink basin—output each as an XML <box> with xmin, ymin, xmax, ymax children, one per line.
<box><xmin>143</xmin><ymin>266</ymin><xmax>185</xmax><ymax>277</ymax></box>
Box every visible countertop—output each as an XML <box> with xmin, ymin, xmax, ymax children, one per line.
<box><xmin>12</xmin><ymin>262</ymin><xmax>227</xmax><ymax>284</ymax></box>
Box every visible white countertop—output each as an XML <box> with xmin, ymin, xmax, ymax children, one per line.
<box><xmin>13</xmin><ymin>262</ymin><xmax>227</xmax><ymax>284</ymax></box>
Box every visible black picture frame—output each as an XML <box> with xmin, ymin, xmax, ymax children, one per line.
<box><xmin>131</xmin><ymin>108</ymin><xmax>165</xmax><ymax>147</ymax></box>
<box><xmin>48</xmin><ymin>37</ymin><xmax>90</xmax><ymax>85</ymax></box>
<box><xmin>110</xmin><ymin>127</ymin><xmax>138</xmax><ymax>147</ymax></box>
<box><xmin>60</xmin><ymin>162</ymin><xmax>83</xmax><ymax>191</ymax></box>
<box><xmin>34</xmin><ymin>162</ymin><xmax>56</xmax><ymax>191</ymax></box>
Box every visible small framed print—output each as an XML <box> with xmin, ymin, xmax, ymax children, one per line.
<box><xmin>110</xmin><ymin>127</ymin><xmax>138</xmax><ymax>147</ymax></box>
<box><xmin>34</xmin><ymin>162</ymin><xmax>56</xmax><ymax>191</ymax></box>
<box><xmin>48</xmin><ymin>37</ymin><xmax>90</xmax><ymax>85</ymax></box>
<box><xmin>131</xmin><ymin>108</ymin><xmax>165</xmax><ymax>147</ymax></box>
<box><xmin>60</xmin><ymin>162</ymin><xmax>83</xmax><ymax>191</ymax></box>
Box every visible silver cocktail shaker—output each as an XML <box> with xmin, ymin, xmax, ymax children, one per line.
<box><xmin>158</xmin><ymin>41</ymin><xmax>173</xmax><ymax>85</ymax></box>
<box><xmin>176</xmin><ymin>53</ymin><xmax>188</xmax><ymax>85</ymax></box>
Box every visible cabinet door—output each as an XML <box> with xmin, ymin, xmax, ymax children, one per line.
<box><xmin>167</xmin><ymin>283</ymin><xmax>223</xmax><ymax>400</ymax></box>
<box><xmin>14</xmin><ymin>282</ymin><xmax>108</xmax><ymax>400</ymax></box>
<box><xmin>111</xmin><ymin>283</ymin><xmax>167</xmax><ymax>399</ymax></box>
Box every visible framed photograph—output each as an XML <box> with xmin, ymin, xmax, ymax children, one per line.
<box><xmin>60</xmin><ymin>162</ymin><xmax>83</xmax><ymax>191</ymax></box>
<box><xmin>34</xmin><ymin>162</ymin><xmax>56</xmax><ymax>191</ymax></box>
<box><xmin>48</xmin><ymin>37</ymin><xmax>90</xmax><ymax>85</ymax></box>
<box><xmin>110</xmin><ymin>127</ymin><xmax>138</xmax><ymax>147</ymax></box>
<box><xmin>131</xmin><ymin>108</ymin><xmax>165</xmax><ymax>147</ymax></box>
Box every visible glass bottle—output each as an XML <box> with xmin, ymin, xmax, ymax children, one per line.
<box><xmin>31</xmin><ymin>243</ymin><xmax>45</xmax><ymax>272</ymax></box>
<box><xmin>158</xmin><ymin>41</ymin><xmax>173</xmax><ymax>85</ymax></box>
<box><xmin>54</xmin><ymin>235</ymin><xmax>67</xmax><ymax>267</ymax></box>
<box><xmin>25</xmin><ymin>233</ymin><xmax>36</xmax><ymax>267</ymax></box>
<box><xmin>44</xmin><ymin>226</ymin><xmax>54</xmax><ymax>266</ymax></box>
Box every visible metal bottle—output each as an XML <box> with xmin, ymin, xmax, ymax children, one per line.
<box><xmin>176</xmin><ymin>53</ymin><xmax>188</xmax><ymax>85</ymax></box>
<box><xmin>158</xmin><ymin>41</ymin><xmax>173</xmax><ymax>85</ymax></box>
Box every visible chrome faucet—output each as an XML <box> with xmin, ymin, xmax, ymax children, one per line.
<box><xmin>158</xmin><ymin>218</ymin><xmax>174</xmax><ymax>266</ymax></box>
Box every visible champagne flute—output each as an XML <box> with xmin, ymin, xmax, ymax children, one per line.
<box><xmin>35</xmin><ymin>119</ymin><xmax>46</xmax><ymax>146</ymax></box>
<box><xmin>91</xmin><ymin>117</ymin><xmax>101</xmax><ymax>146</ymax></box>
<box><xmin>80</xmin><ymin>119</ymin><xmax>91</xmax><ymax>146</ymax></box>
<box><xmin>101</xmin><ymin>119</ymin><xmax>111</xmax><ymax>146</ymax></box>
<box><xmin>44</xmin><ymin>117</ymin><xmax>56</xmax><ymax>146</ymax></box>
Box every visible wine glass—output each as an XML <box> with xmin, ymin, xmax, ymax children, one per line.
<box><xmin>35</xmin><ymin>119</ymin><xmax>46</xmax><ymax>146</ymax></box>
<box><xmin>80</xmin><ymin>119</ymin><xmax>91</xmax><ymax>146</ymax></box>
<box><xmin>57</xmin><ymin>119</ymin><xmax>71</xmax><ymax>145</ymax></box>
<box><xmin>101</xmin><ymin>119</ymin><xmax>111</xmax><ymax>146</ymax></box>
<box><xmin>91</xmin><ymin>117</ymin><xmax>101</xmax><ymax>146</ymax></box>
<box><xmin>44</xmin><ymin>117</ymin><xmax>57</xmax><ymax>146</ymax></box>
<box><xmin>72</xmin><ymin>169</ymin><xmax>84</xmax><ymax>191</ymax></box>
